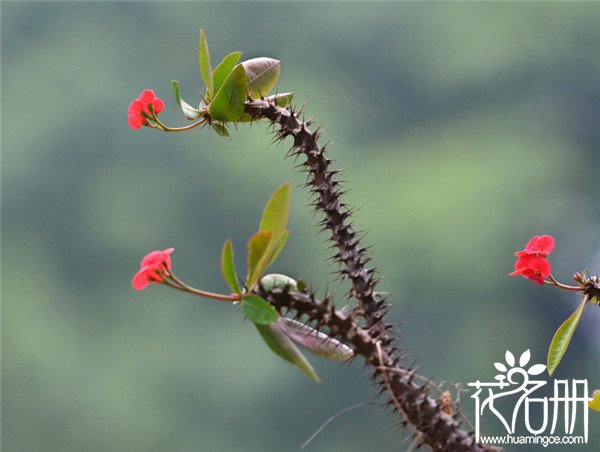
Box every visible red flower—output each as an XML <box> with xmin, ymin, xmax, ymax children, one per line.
<box><xmin>509</xmin><ymin>255</ymin><xmax>551</xmax><ymax>286</ymax></box>
<box><xmin>128</xmin><ymin>89</ymin><xmax>165</xmax><ymax>130</ymax></box>
<box><xmin>132</xmin><ymin>248</ymin><xmax>174</xmax><ymax>290</ymax></box>
<box><xmin>509</xmin><ymin>235</ymin><xmax>555</xmax><ymax>285</ymax></box>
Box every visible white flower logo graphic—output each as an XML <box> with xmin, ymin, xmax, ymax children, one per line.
<box><xmin>493</xmin><ymin>350</ymin><xmax>546</xmax><ymax>389</ymax></box>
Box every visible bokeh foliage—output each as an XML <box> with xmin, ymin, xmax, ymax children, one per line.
<box><xmin>2</xmin><ymin>2</ymin><xmax>599</xmax><ymax>451</ymax></box>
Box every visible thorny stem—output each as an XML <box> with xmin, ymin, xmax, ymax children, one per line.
<box><xmin>244</xmin><ymin>100</ymin><xmax>389</xmax><ymax>334</ymax></box>
<box><xmin>245</xmin><ymin>98</ymin><xmax>493</xmax><ymax>451</ymax></box>
<box><xmin>260</xmin><ymin>287</ymin><xmax>494</xmax><ymax>451</ymax></box>
<box><xmin>375</xmin><ymin>340</ymin><xmax>422</xmax><ymax>446</ymax></box>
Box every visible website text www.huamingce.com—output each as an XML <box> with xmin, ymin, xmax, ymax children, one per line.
<box><xmin>480</xmin><ymin>434</ymin><xmax>585</xmax><ymax>448</ymax></box>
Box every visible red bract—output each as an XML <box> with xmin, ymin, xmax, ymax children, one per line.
<box><xmin>509</xmin><ymin>255</ymin><xmax>551</xmax><ymax>286</ymax></box>
<box><xmin>132</xmin><ymin>248</ymin><xmax>174</xmax><ymax>290</ymax></box>
<box><xmin>515</xmin><ymin>235</ymin><xmax>555</xmax><ymax>258</ymax></box>
<box><xmin>509</xmin><ymin>235</ymin><xmax>555</xmax><ymax>285</ymax></box>
<box><xmin>128</xmin><ymin>89</ymin><xmax>165</xmax><ymax>130</ymax></box>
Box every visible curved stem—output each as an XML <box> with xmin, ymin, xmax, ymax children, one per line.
<box><xmin>186</xmin><ymin>286</ymin><xmax>240</xmax><ymax>302</ymax></box>
<box><xmin>152</xmin><ymin>115</ymin><xmax>207</xmax><ymax>132</ymax></box>
<box><xmin>545</xmin><ymin>274</ymin><xmax>582</xmax><ymax>292</ymax></box>
<box><xmin>165</xmin><ymin>274</ymin><xmax>240</xmax><ymax>302</ymax></box>
<box><xmin>246</xmin><ymin>99</ymin><xmax>491</xmax><ymax>451</ymax></box>
<box><xmin>244</xmin><ymin>100</ymin><xmax>388</xmax><ymax>336</ymax></box>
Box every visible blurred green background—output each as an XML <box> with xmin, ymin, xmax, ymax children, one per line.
<box><xmin>2</xmin><ymin>2</ymin><xmax>599</xmax><ymax>451</ymax></box>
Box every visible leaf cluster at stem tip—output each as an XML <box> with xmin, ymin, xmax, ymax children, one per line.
<box><xmin>171</xmin><ymin>29</ymin><xmax>292</xmax><ymax>138</ymax></box>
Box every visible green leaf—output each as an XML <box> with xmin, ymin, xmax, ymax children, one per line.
<box><xmin>264</xmin><ymin>92</ymin><xmax>294</xmax><ymax>108</ymax></box>
<box><xmin>280</xmin><ymin>318</ymin><xmax>354</xmax><ymax>361</ymax></box>
<box><xmin>589</xmin><ymin>390</ymin><xmax>600</xmax><ymax>412</ymax></box>
<box><xmin>199</xmin><ymin>29</ymin><xmax>213</xmax><ymax>99</ymax></box>
<box><xmin>255</xmin><ymin>321</ymin><xmax>320</xmax><ymax>383</ymax></box>
<box><xmin>212</xmin><ymin>122</ymin><xmax>230</xmax><ymax>139</ymax></box>
<box><xmin>547</xmin><ymin>298</ymin><xmax>587</xmax><ymax>375</ymax></box>
<box><xmin>241</xmin><ymin>294</ymin><xmax>278</xmax><ymax>325</ymax></box>
<box><xmin>260</xmin><ymin>182</ymin><xmax>291</xmax><ymax>235</ymax></box>
<box><xmin>171</xmin><ymin>80</ymin><xmax>204</xmax><ymax>119</ymax></box>
<box><xmin>246</xmin><ymin>231</ymin><xmax>288</xmax><ymax>289</ymax></box>
<box><xmin>213</xmin><ymin>51</ymin><xmax>242</xmax><ymax>95</ymax></box>
<box><xmin>265</xmin><ymin>230</ymin><xmax>288</xmax><ymax>269</ymax></box>
<box><xmin>221</xmin><ymin>239</ymin><xmax>240</xmax><ymax>294</ymax></box>
<box><xmin>246</xmin><ymin>230</ymin><xmax>273</xmax><ymax>288</ymax></box>
<box><xmin>245</xmin><ymin>184</ymin><xmax>293</xmax><ymax>288</ymax></box>
<box><xmin>256</xmin><ymin>182</ymin><xmax>292</xmax><ymax>275</ymax></box>
<box><xmin>242</xmin><ymin>57</ymin><xmax>281</xmax><ymax>98</ymax></box>
<box><xmin>208</xmin><ymin>64</ymin><xmax>247</xmax><ymax>122</ymax></box>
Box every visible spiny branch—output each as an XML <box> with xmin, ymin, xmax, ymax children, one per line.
<box><xmin>246</xmin><ymin>99</ymin><xmax>390</xmax><ymax>337</ymax></box>
<box><xmin>245</xmin><ymin>98</ymin><xmax>493</xmax><ymax>450</ymax></box>
<box><xmin>258</xmin><ymin>287</ymin><xmax>493</xmax><ymax>452</ymax></box>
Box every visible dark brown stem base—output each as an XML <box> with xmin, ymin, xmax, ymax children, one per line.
<box><xmin>260</xmin><ymin>287</ymin><xmax>493</xmax><ymax>452</ymax></box>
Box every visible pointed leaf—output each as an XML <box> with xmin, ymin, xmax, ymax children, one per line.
<box><xmin>255</xmin><ymin>322</ymin><xmax>320</xmax><ymax>383</ymax></box>
<box><xmin>527</xmin><ymin>364</ymin><xmax>546</xmax><ymax>376</ymax></box>
<box><xmin>547</xmin><ymin>298</ymin><xmax>587</xmax><ymax>375</ymax></box>
<box><xmin>249</xmin><ymin>183</ymin><xmax>293</xmax><ymax>278</ymax></box>
<box><xmin>280</xmin><ymin>318</ymin><xmax>354</xmax><ymax>361</ymax></box>
<box><xmin>265</xmin><ymin>230</ymin><xmax>288</xmax><ymax>269</ymax></box>
<box><xmin>246</xmin><ymin>230</ymin><xmax>273</xmax><ymax>288</ymax></box>
<box><xmin>212</xmin><ymin>122</ymin><xmax>230</xmax><ymax>139</ymax></box>
<box><xmin>241</xmin><ymin>295</ymin><xmax>278</xmax><ymax>325</ymax></box>
<box><xmin>505</xmin><ymin>350</ymin><xmax>515</xmax><ymax>367</ymax></box>
<box><xmin>260</xmin><ymin>182</ymin><xmax>292</xmax><ymax>235</ymax></box>
<box><xmin>589</xmin><ymin>390</ymin><xmax>600</xmax><ymax>412</ymax></box>
<box><xmin>245</xmin><ymin>184</ymin><xmax>293</xmax><ymax>288</ymax></box>
<box><xmin>171</xmin><ymin>80</ymin><xmax>204</xmax><ymax>119</ymax></box>
<box><xmin>519</xmin><ymin>349</ymin><xmax>531</xmax><ymax>367</ymax></box>
<box><xmin>221</xmin><ymin>239</ymin><xmax>241</xmax><ymax>294</ymax></box>
<box><xmin>208</xmin><ymin>64</ymin><xmax>247</xmax><ymax>122</ymax></box>
<box><xmin>265</xmin><ymin>92</ymin><xmax>294</xmax><ymax>108</ymax></box>
<box><xmin>242</xmin><ymin>57</ymin><xmax>281</xmax><ymax>98</ymax></box>
<box><xmin>199</xmin><ymin>29</ymin><xmax>213</xmax><ymax>98</ymax></box>
<box><xmin>213</xmin><ymin>51</ymin><xmax>242</xmax><ymax>95</ymax></box>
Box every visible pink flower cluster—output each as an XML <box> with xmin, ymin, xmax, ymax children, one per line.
<box><xmin>128</xmin><ymin>89</ymin><xmax>164</xmax><ymax>130</ymax></box>
<box><xmin>509</xmin><ymin>235</ymin><xmax>555</xmax><ymax>285</ymax></box>
<box><xmin>132</xmin><ymin>248</ymin><xmax>174</xmax><ymax>290</ymax></box>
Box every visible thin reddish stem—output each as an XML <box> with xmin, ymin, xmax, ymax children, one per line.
<box><xmin>152</xmin><ymin>116</ymin><xmax>207</xmax><ymax>132</ymax></box>
<box><xmin>544</xmin><ymin>274</ymin><xmax>582</xmax><ymax>292</ymax></box>
<box><xmin>166</xmin><ymin>273</ymin><xmax>240</xmax><ymax>302</ymax></box>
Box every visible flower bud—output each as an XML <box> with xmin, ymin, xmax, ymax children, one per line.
<box><xmin>260</xmin><ymin>273</ymin><xmax>298</xmax><ymax>291</ymax></box>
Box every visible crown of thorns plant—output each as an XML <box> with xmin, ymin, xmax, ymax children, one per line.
<box><xmin>128</xmin><ymin>30</ymin><xmax>600</xmax><ymax>450</ymax></box>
